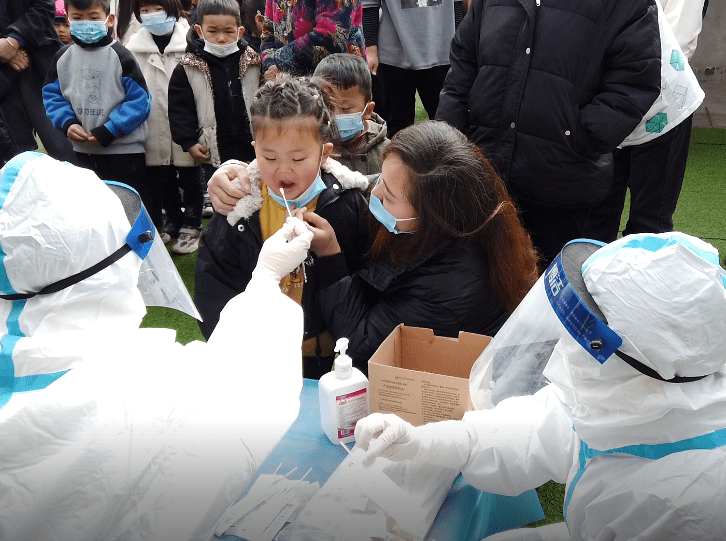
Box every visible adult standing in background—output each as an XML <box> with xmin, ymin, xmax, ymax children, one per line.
<box><xmin>0</xmin><ymin>0</ymin><xmax>74</xmax><ymax>163</ymax></box>
<box><xmin>436</xmin><ymin>0</ymin><xmax>661</xmax><ymax>270</ymax></box>
<box><xmin>362</xmin><ymin>0</ymin><xmax>463</xmax><ymax>139</ymax></box>
<box><xmin>583</xmin><ymin>0</ymin><xmax>706</xmax><ymax>243</ymax></box>
<box><xmin>260</xmin><ymin>0</ymin><xmax>365</xmax><ymax>79</ymax></box>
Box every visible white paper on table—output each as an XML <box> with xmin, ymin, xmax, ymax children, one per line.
<box><xmin>280</xmin><ymin>448</ymin><xmax>456</xmax><ymax>541</ymax></box>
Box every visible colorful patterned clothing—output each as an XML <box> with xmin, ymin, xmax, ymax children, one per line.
<box><xmin>261</xmin><ymin>0</ymin><xmax>365</xmax><ymax>75</ymax></box>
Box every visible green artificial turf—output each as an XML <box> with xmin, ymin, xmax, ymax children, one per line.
<box><xmin>141</xmin><ymin>126</ymin><xmax>726</xmax><ymax>525</ymax></box>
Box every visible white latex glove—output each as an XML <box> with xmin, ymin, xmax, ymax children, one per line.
<box><xmin>252</xmin><ymin>218</ymin><xmax>313</xmax><ymax>282</ymax></box>
<box><xmin>354</xmin><ymin>413</ymin><xmax>471</xmax><ymax>469</ymax></box>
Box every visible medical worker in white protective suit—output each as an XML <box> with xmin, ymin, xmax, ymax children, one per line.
<box><xmin>0</xmin><ymin>152</ymin><xmax>313</xmax><ymax>541</ymax></box>
<box><xmin>355</xmin><ymin>232</ymin><xmax>726</xmax><ymax>541</ymax></box>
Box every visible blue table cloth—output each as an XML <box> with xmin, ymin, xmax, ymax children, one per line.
<box><xmin>220</xmin><ymin>379</ymin><xmax>544</xmax><ymax>540</ymax></box>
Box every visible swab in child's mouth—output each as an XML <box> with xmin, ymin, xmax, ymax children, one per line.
<box><xmin>279</xmin><ymin>187</ymin><xmax>293</xmax><ymax>220</ymax></box>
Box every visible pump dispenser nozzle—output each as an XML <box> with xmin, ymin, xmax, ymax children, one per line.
<box><xmin>334</xmin><ymin>338</ymin><xmax>352</xmax><ymax>378</ymax></box>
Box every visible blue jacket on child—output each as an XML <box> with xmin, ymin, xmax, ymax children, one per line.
<box><xmin>42</xmin><ymin>30</ymin><xmax>151</xmax><ymax>154</ymax></box>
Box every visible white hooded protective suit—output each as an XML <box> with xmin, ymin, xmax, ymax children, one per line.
<box><xmin>463</xmin><ymin>233</ymin><xmax>726</xmax><ymax>540</ymax></box>
<box><xmin>0</xmin><ymin>153</ymin><xmax>303</xmax><ymax>541</ymax></box>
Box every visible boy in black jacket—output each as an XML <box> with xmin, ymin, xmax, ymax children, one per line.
<box><xmin>168</xmin><ymin>0</ymin><xmax>260</xmax><ymax>239</ymax></box>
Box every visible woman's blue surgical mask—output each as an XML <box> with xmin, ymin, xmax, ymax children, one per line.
<box><xmin>140</xmin><ymin>12</ymin><xmax>176</xmax><ymax>36</ymax></box>
<box><xmin>70</xmin><ymin>17</ymin><xmax>110</xmax><ymax>44</ymax></box>
<box><xmin>335</xmin><ymin>107</ymin><xmax>368</xmax><ymax>141</ymax></box>
<box><xmin>369</xmin><ymin>177</ymin><xmax>417</xmax><ymax>234</ymax></box>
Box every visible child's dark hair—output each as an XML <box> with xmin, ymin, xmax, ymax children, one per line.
<box><xmin>134</xmin><ymin>0</ymin><xmax>183</xmax><ymax>21</ymax></box>
<box><xmin>239</xmin><ymin>0</ymin><xmax>264</xmax><ymax>35</ymax></box>
<box><xmin>313</xmin><ymin>54</ymin><xmax>372</xmax><ymax>103</ymax></box>
<box><xmin>65</xmin><ymin>0</ymin><xmax>111</xmax><ymax>15</ymax></box>
<box><xmin>197</xmin><ymin>0</ymin><xmax>240</xmax><ymax>25</ymax></box>
<box><xmin>250</xmin><ymin>75</ymin><xmax>339</xmax><ymax>142</ymax></box>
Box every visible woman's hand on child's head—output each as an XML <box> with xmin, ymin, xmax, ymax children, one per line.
<box><xmin>207</xmin><ymin>162</ymin><xmax>251</xmax><ymax>216</ymax></box>
<box><xmin>188</xmin><ymin>143</ymin><xmax>211</xmax><ymax>162</ymax></box>
<box><xmin>66</xmin><ymin>124</ymin><xmax>89</xmax><ymax>143</ymax></box>
<box><xmin>292</xmin><ymin>208</ymin><xmax>341</xmax><ymax>258</ymax></box>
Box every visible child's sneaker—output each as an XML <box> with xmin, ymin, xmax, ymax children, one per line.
<box><xmin>172</xmin><ymin>227</ymin><xmax>202</xmax><ymax>255</ymax></box>
<box><xmin>202</xmin><ymin>192</ymin><xmax>214</xmax><ymax>218</ymax></box>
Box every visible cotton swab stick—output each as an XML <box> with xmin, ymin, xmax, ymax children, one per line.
<box><xmin>280</xmin><ymin>186</ymin><xmax>307</xmax><ymax>282</ymax></box>
<box><xmin>279</xmin><ymin>187</ymin><xmax>293</xmax><ymax>220</ymax></box>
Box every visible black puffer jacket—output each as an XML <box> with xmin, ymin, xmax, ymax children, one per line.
<box><xmin>0</xmin><ymin>0</ymin><xmax>61</xmax><ymax>98</ymax></box>
<box><xmin>316</xmin><ymin>240</ymin><xmax>509</xmax><ymax>372</ymax></box>
<box><xmin>195</xmin><ymin>170</ymin><xmax>369</xmax><ymax>340</ymax></box>
<box><xmin>436</xmin><ymin>0</ymin><xmax>661</xmax><ymax>208</ymax></box>
<box><xmin>168</xmin><ymin>28</ymin><xmax>256</xmax><ymax>163</ymax></box>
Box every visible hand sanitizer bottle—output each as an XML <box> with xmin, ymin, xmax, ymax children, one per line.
<box><xmin>319</xmin><ymin>338</ymin><xmax>370</xmax><ymax>445</ymax></box>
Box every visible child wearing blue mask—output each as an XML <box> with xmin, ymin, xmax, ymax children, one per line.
<box><xmin>42</xmin><ymin>0</ymin><xmax>153</xmax><ymax>213</ymax></box>
<box><xmin>313</xmin><ymin>53</ymin><xmax>389</xmax><ymax>178</ymax></box>
<box><xmin>127</xmin><ymin>0</ymin><xmax>204</xmax><ymax>254</ymax></box>
<box><xmin>294</xmin><ymin>121</ymin><xmax>540</xmax><ymax>373</ymax></box>
<box><xmin>195</xmin><ymin>75</ymin><xmax>370</xmax><ymax>379</ymax></box>
<box><xmin>168</xmin><ymin>0</ymin><xmax>260</xmax><ymax>250</ymax></box>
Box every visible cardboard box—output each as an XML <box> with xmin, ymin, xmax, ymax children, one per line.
<box><xmin>368</xmin><ymin>325</ymin><xmax>491</xmax><ymax>426</ymax></box>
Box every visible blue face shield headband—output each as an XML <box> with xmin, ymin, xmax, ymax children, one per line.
<box><xmin>0</xmin><ymin>184</ymin><xmax>154</xmax><ymax>302</ymax></box>
<box><xmin>546</xmin><ymin>240</ymin><xmax>710</xmax><ymax>384</ymax></box>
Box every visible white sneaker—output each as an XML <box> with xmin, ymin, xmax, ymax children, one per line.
<box><xmin>172</xmin><ymin>227</ymin><xmax>202</xmax><ymax>255</ymax></box>
<box><xmin>160</xmin><ymin>231</ymin><xmax>172</xmax><ymax>245</ymax></box>
<box><xmin>202</xmin><ymin>192</ymin><xmax>214</xmax><ymax>217</ymax></box>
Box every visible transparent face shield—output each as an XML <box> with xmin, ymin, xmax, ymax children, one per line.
<box><xmin>469</xmin><ymin>240</ymin><xmax>623</xmax><ymax>409</ymax></box>
<box><xmin>107</xmin><ymin>182</ymin><xmax>201</xmax><ymax>320</ymax></box>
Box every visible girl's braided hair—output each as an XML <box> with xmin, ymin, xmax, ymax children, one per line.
<box><xmin>250</xmin><ymin>74</ymin><xmax>338</xmax><ymax>141</ymax></box>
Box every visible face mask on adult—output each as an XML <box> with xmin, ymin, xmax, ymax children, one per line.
<box><xmin>368</xmin><ymin>176</ymin><xmax>417</xmax><ymax>234</ymax></box>
<box><xmin>140</xmin><ymin>12</ymin><xmax>176</xmax><ymax>36</ymax></box>
<box><xmin>70</xmin><ymin>17</ymin><xmax>109</xmax><ymax>44</ymax></box>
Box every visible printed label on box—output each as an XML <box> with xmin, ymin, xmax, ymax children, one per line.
<box><xmin>336</xmin><ymin>388</ymin><xmax>368</xmax><ymax>439</ymax></box>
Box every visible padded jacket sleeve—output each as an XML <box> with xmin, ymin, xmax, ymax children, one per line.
<box><xmin>194</xmin><ymin>213</ymin><xmax>257</xmax><ymax>340</ymax></box>
<box><xmin>316</xmin><ymin>267</ymin><xmax>466</xmax><ymax>365</ymax></box>
<box><xmin>5</xmin><ymin>0</ymin><xmax>57</xmax><ymax>51</ymax></box>
<box><xmin>577</xmin><ymin>1</ymin><xmax>661</xmax><ymax>155</ymax></box>
<box><xmin>168</xmin><ymin>63</ymin><xmax>201</xmax><ymax>152</ymax></box>
<box><xmin>434</xmin><ymin>0</ymin><xmax>480</xmax><ymax>135</ymax></box>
